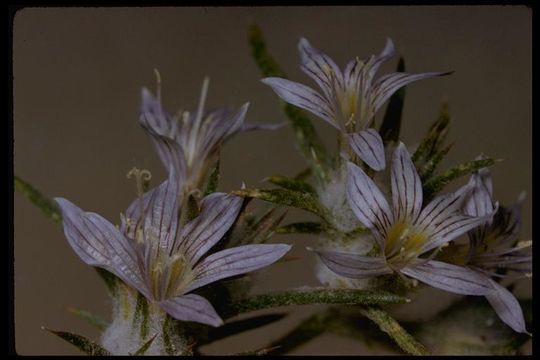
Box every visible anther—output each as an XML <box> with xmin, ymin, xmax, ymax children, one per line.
<box><xmin>127</xmin><ymin>167</ymin><xmax>153</xmax><ymax>224</ymax></box>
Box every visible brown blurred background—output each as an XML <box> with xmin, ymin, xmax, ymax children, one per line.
<box><xmin>13</xmin><ymin>6</ymin><xmax>531</xmax><ymax>355</ymax></box>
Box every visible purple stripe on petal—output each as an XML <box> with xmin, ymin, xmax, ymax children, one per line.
<box><xmin>416</xmin><ymin>183</ymin><xmax>473</xmax><ymax>233</ymax></box>
<box><xmin>143</xmin><ymin>170</ymin><xmax>180</xmax><ymax>255</ymax></box>
<box><xmin>159</xmin><ymin>294</ymin><xmax>223</xmax><ymax>327</ymax></box>
<box><xmin>261</xmin><ymin>77</ymin><xmax>338</xmax><ymax>129</ymax></box>
<box><xmin>391</xmin><ymin>142</ymin><xmax>422</xmax><ymax>223</ymax></box>
<box><xmin>179</xmin><ymin>193</ymin><xmax>243</xmax><ymax>265</ymax></box>
<box><xmin>185</xmin><ymin>244</ymin><xmax>291</xmax><ymax>293</ymax></box>
<box><xmin>420</xmin><ymin>204</ymin><xmax>498</xmax><ymax>254</ymax></box>
<box><xmin>371</xmin><ymin>71</ymin><xmax>449</xmax><ymax>114</ymax></box>
<box><xmin>55</xmin><ymin>198</ymin><xmax>151</xmax><ymax>299</ymax></box>
<box><xmin>298</xmin><ymin>37</ymin><xmax>344</xmax><ymax>99</ymax></box>
<box><xmin>348</xmin><ymin>129</ymin><xmax>386</xmax><ymax>171</ymax></box>
<box><xmin>314</xmin><ymin>249</ymin><xmax>392</xmax><ymax>279</ymax></box>
<box><xmin>346</xmin><ymin>161</ymin><xmax>394</xmax><ymax>249</ymax></box>
<box><xmin>401</xmin><ymin>260</ymin><xmax>493</xmax><ymax>296</ymax></box>
<box><xmin>485</xmin><ymin>279</ymin><xmax>529</xmax><ymax>334</ymax></box>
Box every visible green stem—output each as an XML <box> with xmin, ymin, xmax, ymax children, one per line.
<box><xmin>358</xmin><ymin>306</ymin><xmax>429</xmax><ymax>355</ymax></box>
<box><xmin>224</xmin><ymin>288</ymin><xmax>408</xmax><ymax>318</ymax></box>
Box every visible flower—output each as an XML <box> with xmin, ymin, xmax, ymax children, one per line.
<box><xmin>312</xmin><ymin>142</ymin><xmax>498</xmax><ymax>302</ymax></box>
<box><xmin>262</xmin><ymin>38</ymin><xmax>448</xmax><ymax>171</ymax></box>
<box><xmin>55</xmin><ymin>168</ymin><xmax>291</xmax><ymax>327</ymax></box>
<box><xmin>462</xmin><ymin>167</ymin><xmax>531</xmax><ymax>333</ymax></box>
<box><xmin>140</xmin><ymin>77</ymin><xmax>280</xmax><ymax>195</ymax></box>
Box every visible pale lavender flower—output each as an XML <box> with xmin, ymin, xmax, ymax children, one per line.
<box><xmin>140</xmin><ymin>77</ymin><xmax>280</xmax><ymax>194</ymax></box>
<box><xmin>463</xmin><ymin>167</ymin><xmax>531</xmax><ymax>333</ymax></box>
<box><xmin>55</xmin><ymin>169</ymin><xmax>291</xmax><ymax>327</ymax></box>
<box><xmin>262</xmin><ymin>38</ymin><xmax>448</xmax><ymax>170</ymax></box>
<box><xmin>312</xmin><ymin>142</ymin><xmax>498</xmax><ymax>300</ymax></box>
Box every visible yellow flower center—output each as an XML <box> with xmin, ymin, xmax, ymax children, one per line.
<box><xmin>385</xmin><ymin>221</ymin><xmax>428</xmax><ymax>266</ymax></box>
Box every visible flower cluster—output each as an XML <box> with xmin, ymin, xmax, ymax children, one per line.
<box><xmin>42</xmin><ymin>31</ymin><xmax>530</xmax><ymax>356</ymax></box>
<box><xmin>261</xmin><ymin>37</ymin><xmax>530</xmax><ymax>334</ymax></box>
<box><xmin>56</xmin><ymin>78</ymin><xmax>291</xmax><ymax>328</ymax></box>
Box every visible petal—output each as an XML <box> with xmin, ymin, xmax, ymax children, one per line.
<box><xmin>420</xmin><ymin>204</ymin><xmax>498</xmax><ymax>254</ymax></box>
<box><xmin>367</xmin><ymin>38</ymin><xmax>396</xmax><ymax>78</ymax></box>
<box><xmin>464</xmin><ymin>166</ymin><xmax>494</xmax><ymax>229</ymax></box>
<box><xmin>348</xmin><ymin>129</ymin><xmax>386</xmax><ymax>171</ymax></box>
<box><xmin>159</xmin><ymin>294</ymin><xmax>223</xmax><ymax>327</ymax></box>
<box><xmin>241</xmin><ymin>122</ymin><xmax>286</xmax><ymax>132</ymax></box>
<box><xmin>401</xmin><ymin>260</ymin><xmax>493</xmax><ymax>295</ymax></box>
<box><xmin>55</xmin><ymin>198</ymin><xmax>151</xmax><ymax>299</ymax></box>
<box><xmin>142</xmin><ymin>170</ymin><xmax>180</xmax><ymax>255</ymax></box>
<box><xmin>486</xmin><ymin>279</ymin><xmax>529</xmax><ymax>334</ymax></box>
<box><xmin>371</xmin><ymin>71</ymin><xmax>450</xmax><ymax>114</ymax></box>
<box><xmin>313</xmin><ymin>249</ymin><xmax>392</xmax><ymax>279</ymax></box>
<box><xmin>197</xmin><ymin>103</ymin><xmax>249</xmax><ymax>157</ymax></box>
<box><xmin>139</xmin><ymin>87</ymin><xmax>174</xmax><ymax>137</ymax></box>
<box><xmin>178</xmin><ymin>193</ymin><xmax>243</xmax><ymax>265</ymax></box>
<box><xmin>185</xmin><ymin>244</ymin><xmax>291</xmax><ymax>293</ymax></box>
<box><xmin>390</xmin><ymin>142</ymin><xmax>423</xmax><ymax>222</ymax></box>
<box><xmin>298</xmin><ymin>37</ymin><xmax>344</xmax><ymax>99</ymax></box>
<box><xmin>261</xmin><ymin>77</ymin><xmax>338</xmax><ymax>129</ymax></box>
<box><xmin>415</xmin><ymin>182</ymin><xmax>473</xmax><ymax>243</ymax></box>
<box><xmin>346</xmin><ymin>161</ymin><xmax>394</xmax><ymax>248</ymax></box>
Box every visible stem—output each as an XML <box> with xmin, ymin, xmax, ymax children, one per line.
<box><xmin>358</xmin><ymin>306</ymin><xmax>429</xmax><ymax>355</ymax></box>
<box><xmin>223</xmin><ymin>288</ymin><xmax>408</xmax><ymax>318</ymax></box>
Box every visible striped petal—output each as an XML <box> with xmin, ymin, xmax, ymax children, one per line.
<box><xmin>55</xmin><ymin>198</ymin><xmax>151</xmax><ymax>299</ymax></box>
<box><xmin>139</xmin><ymin>87</ymin><xmax>174</xmax><ymax>137</ymax></box>
<box><xmin>367</xmin><ymin>38</ymin><xmax>396</xmax><ymax>79</ymax></box>
<box><xmin>142</xmin><ymin>170</ymin><xmax>180</xmax><ymax>255</ymax></box>
<box><xmin>391</xmin><ymin>142</ymin><xmax>423</xmax><ymax>222</ymax></box>
<box><xmin>197</xmin><ymin>103</ymin><xmax>249</xmax><ymax>159</ymax></box>
<box><xmin>298</xmin><ymin>37</ymin><xmax>344</xmax><ymax>99</ymax></box>
<box><xmin>415</xmin><ymin>182</ymin><xmax>473</xmax><ymax>238</ymax></box>
<box><xmin>313</xmin><ymin>249</ymin><xmax>392</xmax><ymax>279</ymax></box>
<box><xmin>261</xmin><ymin>77</ymin><xmax>338</xmax><ymax>129</ymax></box>
<box><xmin>346</xmin><ymin>161</ymin><xmax>394</xmax><ymax>247</ymax></box>
<box><xmin>401</xmin><ymin>260</ymin><xmax>493</xmax><ymax>295</ymax></box>
<box><xmin>178</xmin><ymin>193</ymin><xmax>243</xmax><ymax>265</ymax></box>
<box><xmin>185</xmin><ymin>244</ymin><xmax>291</xmax><ymax>293</ymax></box>
<box><xmin>420</xmin><ymin>204</ymin><xmax>498</xmax><ymax>254</ymax></box>
<box><xmin>371</xmin><ymin>71</ymin><xmax>450</xmax><ymax>115</ymax></box>
<box><xmin>158</xmin><ymin>294</ymin><xmax>223</xmax><ymax>327</ymax></box>
<box><xmin>348</xmin><ymin>129</ymin><xmax>386</xmax><ymax>171</ymax></box>
<box><xmin>486</xmin><ymin>279</ymin><xmax>529</xmax><ymax>334</ymax></box>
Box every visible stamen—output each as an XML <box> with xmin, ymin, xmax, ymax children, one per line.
<box><xmin>154</xmin><ymin>68</ymin><xmax>162</xmax><ymax>103</ymax></box>
<box><xmin>127</xmin><ymin>167</ymin><xmax>153</xmax><ymax>231</ymax></box>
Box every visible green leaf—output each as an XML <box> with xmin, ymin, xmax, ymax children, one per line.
<box><xmin>95</xmin><ymin>268</ymin><xmax>119</xmax><ymax>296</ymax></box>
<box><xmin>265</xmin><ymin>175</ymin><xmax>315</xmax><ymax>194</ymax></box>
<box><xmin>275</xmin><ymin>221</ymin><xmax>323</xmax><ymax>235</ymax></box>
<box><xmin>132</xmin><ymin>334</ymin><xmax>158</xmax><ymax>355</ymax></box>
<box><xmin>204</xmin><ymin>158</ymin><xmax>220</xmax><ymax>196</ymax></box>
<box><xmin>14</xmin><ymin>175</ymin><xmax>61</xmax><ymax>224</ymax></box>
<box><xmin>43</xmin><ymin>327</ymin><xmax>110</xmax><ymax>355</ymax></box>
<box><xmin>224</xmin><ymin>288</ymin><xmax>409</xmax><ymax>318</ymax></box>
<box><xmin>412</xmin><ymin>103</ymin><xmax>451</xmax><ymax>165</ymax></box>
<box><xmin>379</xmin><ymin>57</ymin><xmax>406</xmax><ymax>146</ymax></box>
<box><xmin>66</xmin><ymin>307</ymin><xmax>108</xmax><ymax>331</ymax></box>
<box><xmin>358</xmin><ymin>307</ymin><xmax>429</xmax><ymax>355</ymax></box>
<box><xmin>248</xmin><ymin>23</ymin><xmax>330</xmax><ymax>184</ymax></box>
<box><xmin>423</xmin><ymin>157</ymin><xmax>500</xmax><ymax>199</ymax></box>
<box><xmin>417</xmin><ymin>142</ymin><xmax>454</xmax><ymax>181</ymax></box>
<box><xmin>232</xmin><ymin>188</ymin><xmax>327</xmax><ymax>219</ymax></box>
